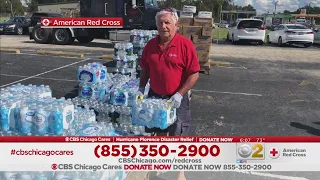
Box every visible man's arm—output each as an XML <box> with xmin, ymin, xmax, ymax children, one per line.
<box><xmin>139</xmin><ymin>69</ymin><xmax>150</xmax><ymax>89</ymax></box>
<box><xmin>177</xmin><ymin>72</ymin><xmax>199</xmax><ymax>96</ymax></box>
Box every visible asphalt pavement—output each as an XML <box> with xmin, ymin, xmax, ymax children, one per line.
<box><xmin>1</xmin><ymin>45</ymin><xmax>320</xmax><ymax>180</ymax></box>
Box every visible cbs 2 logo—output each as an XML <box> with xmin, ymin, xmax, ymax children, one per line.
<box><xmin>238</xmin><ymin>143</ymin><xmax>264</xmax><ymax>159</ymax></box>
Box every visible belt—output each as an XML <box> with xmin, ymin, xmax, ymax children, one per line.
<box><xmin>149</xmin><ymin>89</ymin><xmax>173</xmax><ymax>99</ymax></box>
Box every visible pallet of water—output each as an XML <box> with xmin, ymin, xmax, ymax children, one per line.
<box><xmin>78</xmin><ymin>73</ymin><xmax>134</xmax><ymax>102</ymax></box>
<box><xmin>114</xmin><ymin>42</ymin><xmax>134</xmax><ymax>56</ymax></box>
<box><xmin>132</xmin><ymin>98</ymin><xmax>177</xmax><ymax>130</ymax></box>
<box><xmin>0</xmin><ymin>95</ymin><xmax>75</xmax><ymax>136</ymax></box>
<box><xmin>78</xmin><ymin>81</ymin><xmax>112</xmax><ymax>102</ymax></box>
<box><xmin>1</xmin><ymin>171</ymin><xmax>127</xmax><ymax>180</ymax></box>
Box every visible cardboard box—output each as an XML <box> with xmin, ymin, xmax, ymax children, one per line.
<box><xmin>182</xmin><ymin>34</ymin><xmax>192</xmax><ymax>39</ymax></box>
<box><xmin>199</xmin><ymin>60</ymin><xmax>211</xmax><ymax>66</ymax></box>
<box><xmin>194</xmin><ymin>43</ymin><xmax>211</xmax><ymax>52</ymax></box>
<box><xmin>192</xmin><ymin>35</ymin><xmax>212</xmax><ymax>44</ymax></box>
<box><xmin>202</xmin><ymin>26</ymin><xmax>212</xmax><ymax>36</ymax></box>
<box><xmin>198</xmin><ymin>11</ymin><xmax>212</xmax><ymax>19</ymax></box>
<box><xmin>180</xmin><ymin>12</ymin><xmax>194</xmax><ymax>18</ymax></box>
<box><xmin>194</xmin><ymin>17</ymin><xmax>213</xmax><ymax>27</ymax></box>
<box><xmin>178</xmin><ymin>17</ymin><xmax>194</xmax><ymax>26</ymax></box>
<box><xmin>178</xmin><ymin>26</ymin><xmax>183</xmax><ymax>34</ymax></box>
<box><xmin>182</xmin><ymin>26</ymin><xmax>202</xmax><ymax>36</ymax></box>
<box><xmin>197</xmin><ymin>51</ymin><xmax>210</xmax><ymax>62</ymax></box>
<box><xmin>183</xmin><ymin>5</ymin><xmax>196</xmax><ymax>13</ymax></box>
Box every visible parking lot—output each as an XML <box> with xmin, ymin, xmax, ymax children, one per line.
<box><xmin>1</xmin><ymin>34</ymin><xmax>320</xmax><ymax>180</ymax></box>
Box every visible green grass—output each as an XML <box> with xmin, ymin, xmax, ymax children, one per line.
<box><xmin>0</xmin><ymin>17</ymin><xmax>9</xmax><ymax>22</ymax></box>
<box><xmin>212</xmin><ymin>28</ymin><xmax>228</xmax><ymax>40</ymax></box>
<box><xmin>212</xmin><ymin>28</ymin><xmax>271</xmax><ymax>41</ymax></box>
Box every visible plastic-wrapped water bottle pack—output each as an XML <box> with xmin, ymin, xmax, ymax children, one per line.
<box><xmin>1</xmin><ymin>83</ymin><xmax>52</xmax><ymax>99</ymax></box>
<box><xmin>71</xmin><ymin>98</ymin><xmax>150</xmax><ymax>136</ymax></box>
<box><xmin>130</xmin><ymin>29</ymin><xmax>158</xmax><ymax>44</ymax></box>
<box><xmin>0</xmin><ymin>84</ymin><xmax>76</xmax><ymax>136</ymax></box>
<box><xmin>0</xmin><ymin>171</ymin><xmax>127</xmax><ymax>180</ymax></box>
<box><xmin>129</xmin><ymin>30</ymin><xmax>158</xmax><ymax>70</ymax></box>
<box><xmin>78</xmin><ymin>81</ymin><xmax>112</xmax><ymax>102</ymax></box>
<box><xmin>77</xmin><ymin>62</ymin><xmax>108</xmax><ymax>83</ymax></box>
<box><xmin>132</xmin><ymin>98</ymin><xmax>177</xmax><ymax>130</ymax></box>
<box><xmin>109</xmin><ymin>77</ymin><xmax>140</xmax><ymax>107</ymax></box>
<box><xmin>78</xmin><ymin>74</ymin><xmax>135</xmax><ymax>103</ymax></box>
<box><xmin>114</xmin><ymin>42</ymin><xmax>133</xmax><ymax>56</ymax></box>
<box><xmin>0</xmin><ymin>96</ymin><xmax>75</xmax><ymax>136</ymax></box>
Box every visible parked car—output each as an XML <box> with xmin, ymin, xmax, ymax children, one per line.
<box><xmin>266</xmin><ymin>24</ymin><xmax>314</xmax><ymax>47</ymax></box>
<box><xmin>227</xmin><ymin>18</ymin><xmax>265</xmax><ymax>45</ymax></box>
<box><xmin>0</xmin><ymin>16</ymin><xmax>30</xmax><ymax>35</ymax></box>
<box><xmin>313</xmin><ymin>28</ymin><xmax>320</xmax><ymax>44</ymax></box>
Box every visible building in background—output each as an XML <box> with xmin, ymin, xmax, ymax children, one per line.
<box><xmin>38</xmin><ymin>1</ymin><xmax>80</xmax><ymax>17</ymax></box>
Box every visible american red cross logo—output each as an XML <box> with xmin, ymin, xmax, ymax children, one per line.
<box><xmin>42</xmin><ymin>19</ymin><xmax>50</xmax><ymax>26</ymax></box>
<box><xmin>269</xmin><ymin>148</ymin><xmax>280</xmax><ymax>159</ymax></box>
<box><xmin>270</xmin><ymin>148</ymin><xmax>278</xmax><ymax>156</ymax></box>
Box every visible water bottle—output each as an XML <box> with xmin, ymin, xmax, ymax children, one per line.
<box><xmin>19</xmin><ymin>104</ymin><xmax>34</xmax><ymax>135</ymax></box>
<box><xmin>3</xmin><ymin>171</ymin><xmax>20</xmax><ymax>179</ymax></box>
<box><xmin>19</xmin><ymin>173</ymin><xmax>33</xmax><ymax>180</ymax></box>
<box><xmin>0</xmin><ymin>102</ymin><xmax>10</xmax><ymax>132</ymax></box>
<box><xmin>52</xmin><ymin>105</ymin><xmax>64</xmax><ymax>136</ymax></box>
<box><xmin>54</xmin><ymin>172</ymin><xmax>72</xmax><ymax>180</ymax></box>
<box><xmin>79</xmin><ymin>82</ymin><xmax>94</xmax><ymax>99</ymax></box>
<box><xmin>32</xmin><ymin>105</ymin><xmax>50</xmax><ymax>136</ymax></box>
<box><xmin>34</xmin><ymin>172</ymin><xmax>48</xmax><ymax>180</ymax></box>
<box><xmin>100</xmin><ymin>66</ymin><xmax>107</xmax><ymax>82</ymax></box>
<box><xmin>130</xmin><ymin>30</ymin><xmax>137</xmax><ymax>43</ymax></box>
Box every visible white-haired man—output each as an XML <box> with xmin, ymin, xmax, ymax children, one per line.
<box><xmin>137</xmin><ymin>7</ymin><xmax>200</xmax><ymax>180</ymax></box>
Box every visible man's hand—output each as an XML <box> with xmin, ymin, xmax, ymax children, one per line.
<box><xmin>169</xmin><ymin>92</ymin><xmax>183</xmax><ymax>108</ymax></box>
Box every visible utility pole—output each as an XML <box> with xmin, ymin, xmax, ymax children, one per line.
<box><xmin>274</xmin><ymin>1</ymin><xmax>278</xmax><ymax>17</ymax></box>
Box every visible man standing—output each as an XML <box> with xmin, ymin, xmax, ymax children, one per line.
<box><xmin>138</xmin><ymin>7</ymin><xmax>200</xmax><ymax>136</ymax></box>
<box><xmin>137</xmin><ymin>7</ymin><xmax>200</xmax><ymax>180</ymax></box>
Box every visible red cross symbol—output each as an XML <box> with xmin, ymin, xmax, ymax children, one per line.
<box><xmin>270</xmin><ymin>148</ymin><xmax>278</xmax><ymax>156</ymax></box>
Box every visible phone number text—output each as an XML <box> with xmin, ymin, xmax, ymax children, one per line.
<box><xmin>94</xmin><ymin>144</ymin><xmax>220</xmax><ymax>158</ymax></box>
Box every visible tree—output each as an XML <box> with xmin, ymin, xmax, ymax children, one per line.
<box><xmin>1</xmin><ymin>0</ymin><xmax>25</xmax><ymax>16</ymax></box>
<box><xmin>283</xmin><ymin>10</ymin><xmax>291</xmax><ymax>14</ymax></box>
<box><xmin>242</xmin><ymin>4</ymin><xmax>255</xmax><ymax>11</ymax></box>
<box><xmin>28</xmin><ymin>0</ymin><xmax>39</xmax><ymax>12</ymax></box>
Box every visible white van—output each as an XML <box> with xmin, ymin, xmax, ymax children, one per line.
<box><xmin>227</xmin><ymin>18</ymin><xmax>266</xmax><ymax>45</ymax></box>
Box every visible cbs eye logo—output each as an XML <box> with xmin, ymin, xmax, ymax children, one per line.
<box><xmin>237</xmin><ymin>143</ymin><xmax>265</xmax><ymax>160</ymax></box>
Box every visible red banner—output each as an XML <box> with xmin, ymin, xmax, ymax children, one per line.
<box><xmin>1</xmin><ymin>136</ymin><xmax>320</xmax><ymax>143</ymax></box>
<box><xmin>40</xmin><ymin>17</ymin><xmax>123</xmax><ymax>28</ymax></box>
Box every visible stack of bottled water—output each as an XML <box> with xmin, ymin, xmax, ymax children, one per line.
<box><xmin>0</xmin><ymin>171</ymin><xmax>127</xmax><ymax>180</ymax></box>
<box><xmin>1</xmin><ymin>171</ymin><xmax>54</xmax><ymax>180</ymax></box>
<box><xmin>1</xmin><ymin>83</ymin><xmax>52</xmax><ymax>99</ymax></box>
<box><xmin>77</xmin><ymin>62</ymin><xmax>108</xmax><ymax>83</ymax></box>
<box><xmin>130</xmin><ymin>29</ymin><xmax>158</xmax><ymax>45</ymax></box>
<box><xmin>1</xmin><ymin>95</ymin><xmax>75</xmax><ymax>136</ymax></box>
<box><xmin>113</xmin><ymin>42</ymin><xmax>138</xmax><ymax>77</ymax></box>
<box><xmin>78</xmin><ymin>63</ymin><xmax>113</xmax><ymax>101</ymax></box>
<box><xmin>78</xmin><ymin>81</ymin><xmax>112</xmax><ymax>102</ymax></box>
<box><xmin>71</xmin><ymin>97</ymin><xmax>150</xmax><ymax>136</ymax></box>
<box><xmin>132</xmin><ymin>98</ymin><xmax>177</xmax><ymax>130</ymax></box>
<box><xmin>129</xmin><ymin>29</ymin><xmax>158</xmax><ymax>70</ymax></box>
<box><xmin>109</xmin><ymin>76</ymin><xmax>140</xmax><ymax>107</ymax></box>
<box><xmin>65</xmin><ymin>106</ymin><xmax>117</xmax><ymax>136</ymax></box>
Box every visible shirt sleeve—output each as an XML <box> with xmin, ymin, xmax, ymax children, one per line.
<box><xmin>139</xmin><ymin>42</ymin><xmax>150</xmax><ymax>71</ymax></box>
<box><xmin>184</xmin><ymin>40</ymin><xmax>200</xmax><ymax>74</ymax></box>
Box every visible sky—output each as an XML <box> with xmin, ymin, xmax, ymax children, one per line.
<box><xmin>233</xmin><ymin>0</ymin><xmax>320</xmax><ymax>15</ymax></box>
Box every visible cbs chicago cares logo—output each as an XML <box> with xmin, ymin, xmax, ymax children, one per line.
<box><xmin>237</xmin><ymin>143</ymin><xmax>265</xmax><ymax>160</ymax></box>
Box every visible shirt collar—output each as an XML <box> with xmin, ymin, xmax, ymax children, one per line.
<box><xmin>157</xmin><ymin>33</ymin><xmax>179</xmax><ymax>48</ymax></box>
